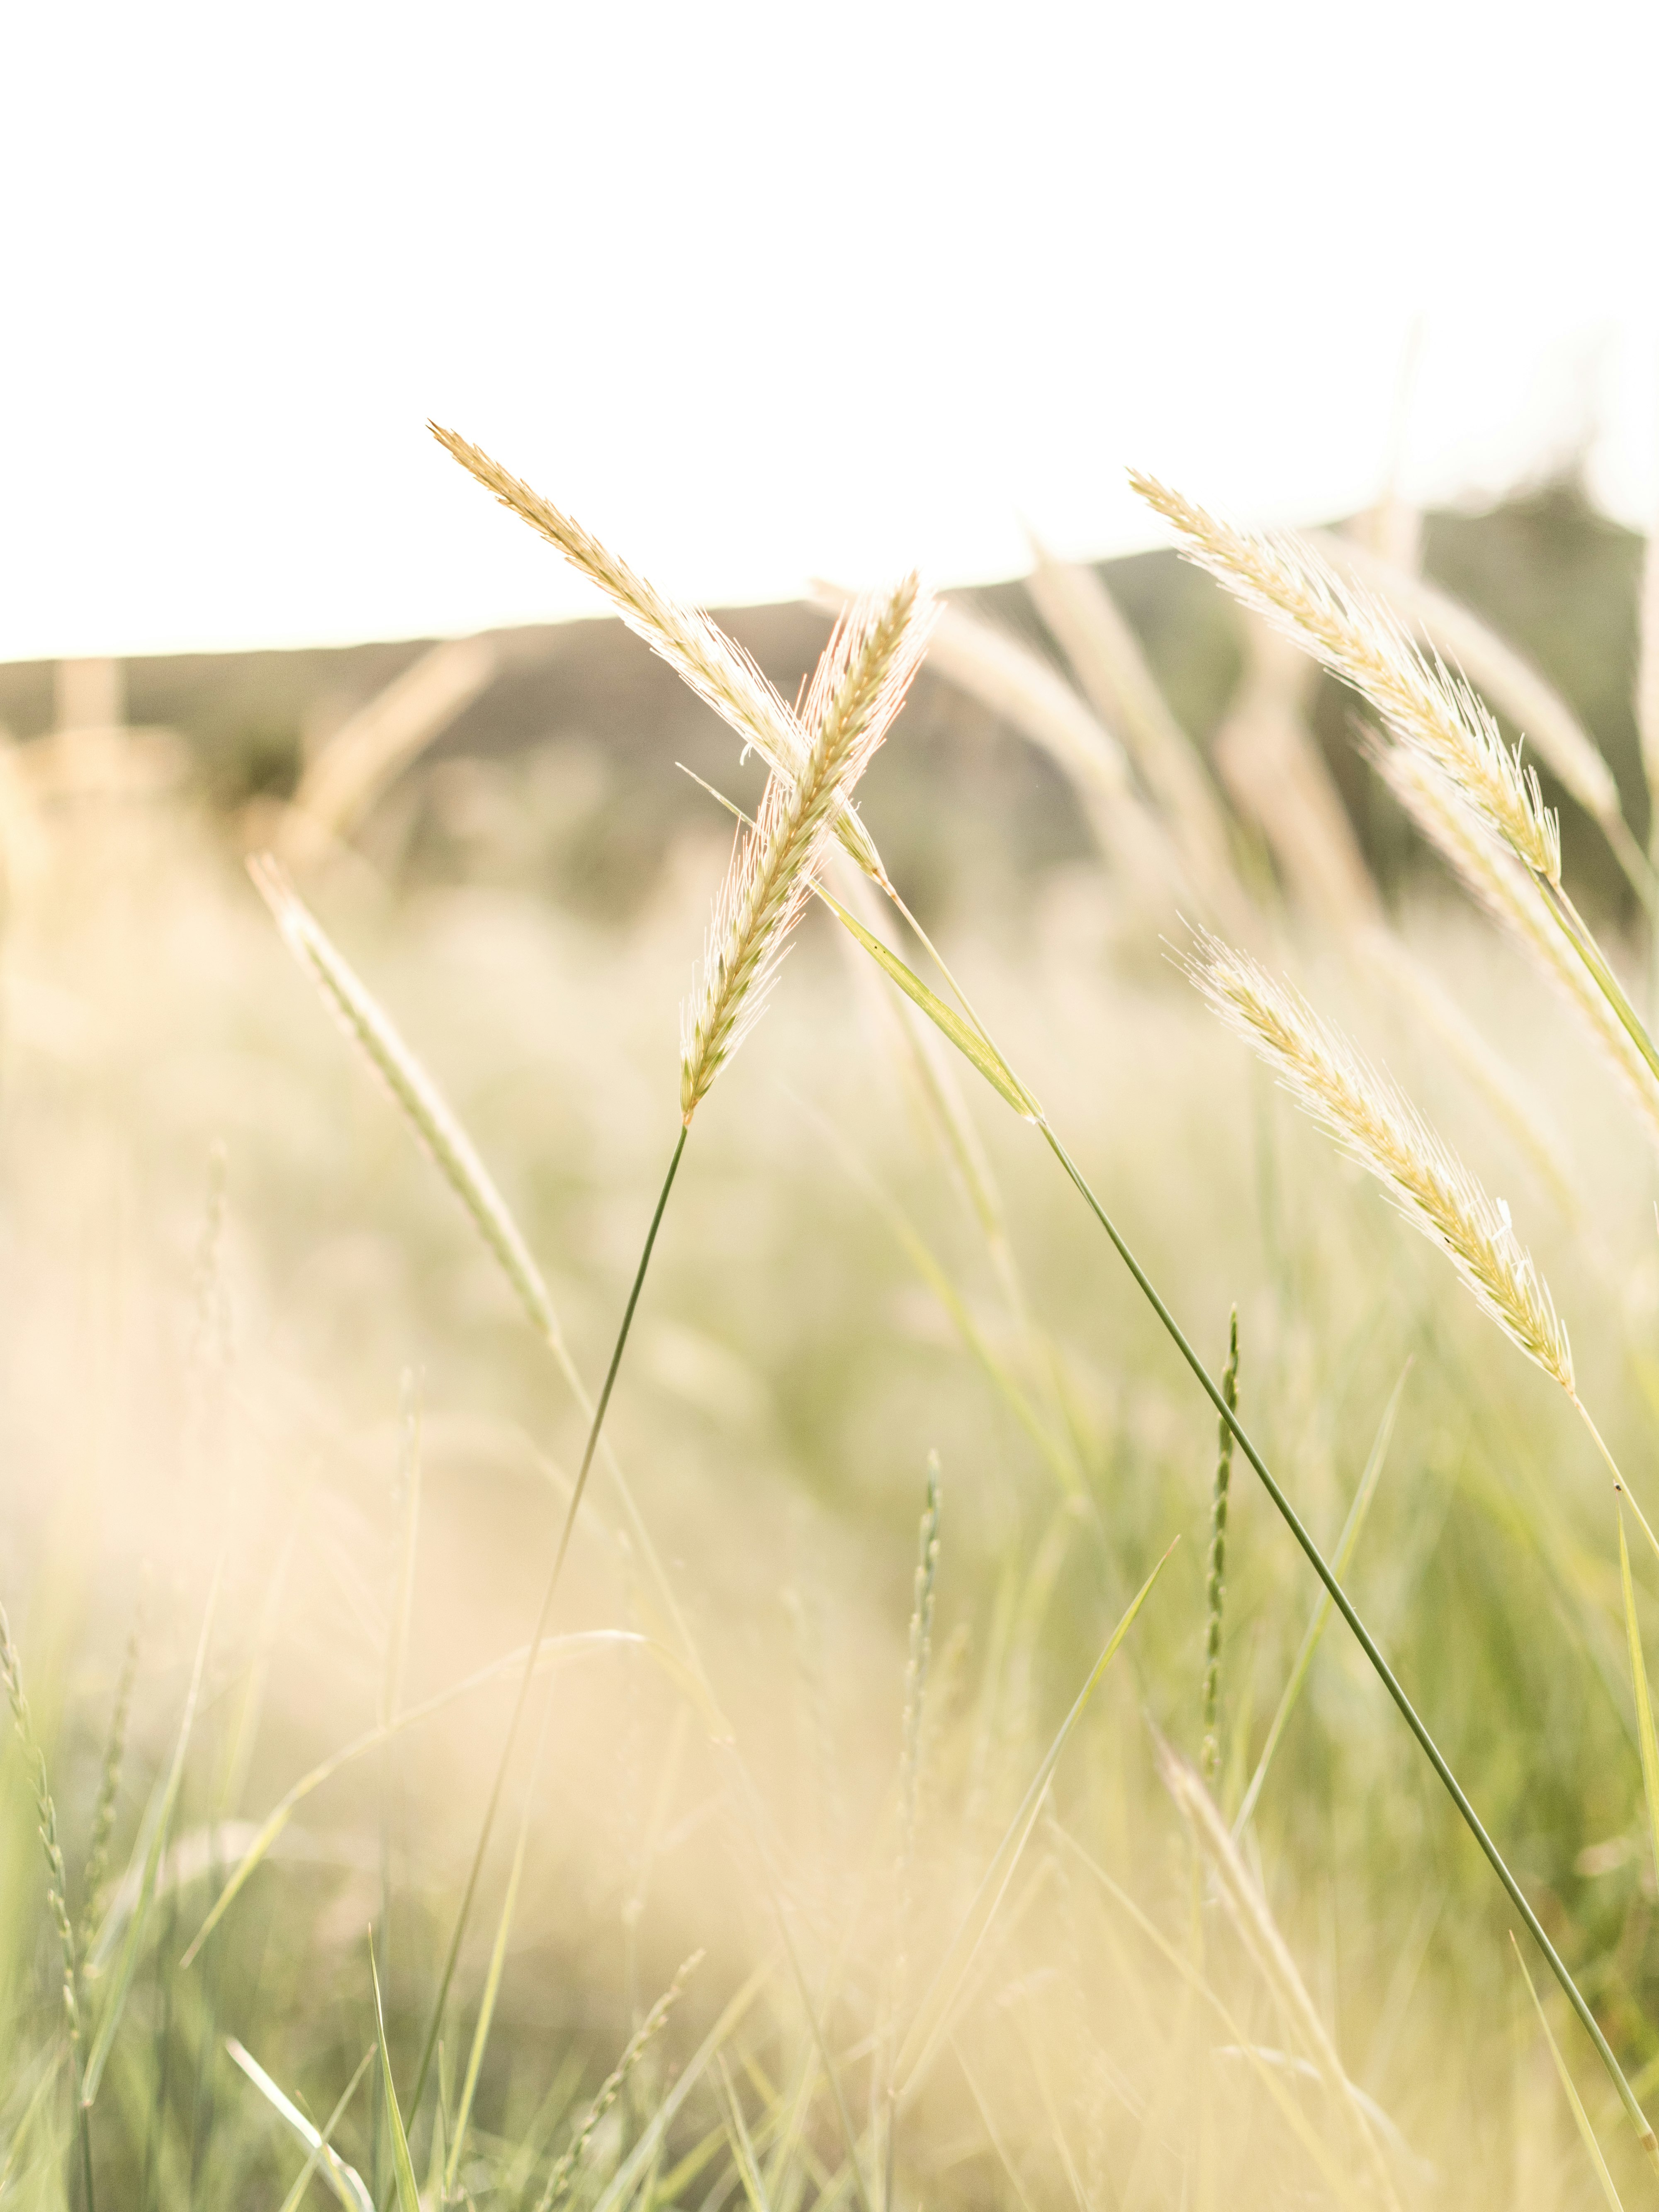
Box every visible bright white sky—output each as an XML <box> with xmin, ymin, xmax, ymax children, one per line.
<box><xmin>4</xmin><ymin>0</ymin><xmax>1658</xmax><ymax>660</ymax></box>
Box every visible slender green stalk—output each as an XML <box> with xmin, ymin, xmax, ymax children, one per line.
<box><xmin>400</xmin><ymin>1124</ymin><xmax>689</xmax><ymax>2135</ymax></box>
<box><xmin>1542</xmin><ymin>878</ymin><xmax>1659</xmax><ymax>1095</ymax></box>
<box><xmin>1035</xmin><ymin>1119</ymin><xmax>1659</xmax><ymax>2171</ymax></box>
<box><xmin>1200</xmin><ymin>1311</ymin><xmax>1238</xmax><ymax>1785</ymax></box>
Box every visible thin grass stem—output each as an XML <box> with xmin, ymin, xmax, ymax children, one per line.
<box><xmin>1034</xmin><ymin>1119</ymin><xmax>1659</xmax><ymax>2171</ymax></box>
<box><xmin>400</xmin><ymin>1123</ymin><xmax>688</xmax><ymax>2134</ymax></box>
<box><xmin>1201</xmin><ymin>1311</ymin><xmax>1239</xmax><ymax>1786</ymax></box>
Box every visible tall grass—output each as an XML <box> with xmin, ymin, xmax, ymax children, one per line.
<box><xmin>4</xmin><ymin>444</ymin><xmax>1659</xmax><ymax>2210</ymax></box>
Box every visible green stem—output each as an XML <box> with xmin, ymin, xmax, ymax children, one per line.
<box><xmin>399</xmin><ymin>1124</ymin><xmax>689</xmax><ymax>2140</ymax></box>
<box><xmin>1541</xmin><ymin>878</ymin><xmax>1659</xmax><ymax>1095</ymax></box>
<box><xmin>1036</xmin><ymin>1119</ymin><xmax>1659</xmax><ymax>2167</ymax></box>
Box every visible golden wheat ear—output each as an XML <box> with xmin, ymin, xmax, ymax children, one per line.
<box><xmin>1187</xmin><ymin>928</ymin><xmax>1574</xmax><ymax>1396</ymax></box>
<box><xmin>679</xmin><ymin>573</ymin><xmax>935</xmax><ymax>1123</ymax></box>
<box><xmin>1131</xmin><ymin>472</ymin><xmax>1562</xmax><ymax>886</ymax></box>
<box><xmin>430</xmin><ymin>422</ymin><xmax>890</xmax><ymax>881</ymax></box>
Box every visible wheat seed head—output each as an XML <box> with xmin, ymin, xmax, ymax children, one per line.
<box><xmin>431</xmin><ymin>423</ymin><xmax>891</xmax><ymax>881</ymax></box>
<box><xmin>1188</xmin><ymin>929</ymin><xmax>1574</xmax><ymax>1394</ymax></box>
<box><xmin>1131</xmin><ymin>473</ymin><xmax>1561</xmax><ymax>886</ymax></box>
<box><xmin>679</xmin><ymin>573</ymin><xmax>934</xmax><ymax>1123</ymax></box>
<box><xmin>430</xmin><ymin>422</ymin><xmax>806</xmax><ymax>774</ymax></box>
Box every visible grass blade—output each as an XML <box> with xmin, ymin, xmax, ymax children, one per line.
<box><xmin>445</xmin><ymin>1693</ymin><xmax>554</xmax><ymax>2198</ymax></box>
<box><xmin>1233</xmin><ymin>1359</ymin><xmax>1410</xmax><ymax>1834</ymax></box>
<box><xmin>1036</xmin><ymin>1119</ymin><xmax>1659</xmax><ymax>2171</ymax></box>
<box><xmin>1158</xmin><ymin>1735</ymin><xmax>1402</xmax><ymax>2209</ymax></box>
<box><xmin>227</xmin><ymin>2038</ymin><xmax>375</xmax><ymax>2212</ymax></box>
<box><xmin>249</xmin><ymin>854</ymin><xmax>565</xmax><ymax>1352</ymax></box>
<box><xmin>275</xmin><ymin>2051</ymin><xmax>377</xmax><ymax>2212</ymax></box>
<box><xmin>370</xmin><ymin>1942</ymin><xmax>421</xmax><ymax>2212</ymax></box>
<box><xmin>83</xmin><ymin>1567</ymin><xmax>221</xmax><ymax>2105</ymax></box>
<box><xmin>895</xmin><ymin>1540</ymin><xmax>1175</xmax><ymax>2096</ymax></box>
<box><xmin>715</xmin><ymin>2056</ymin><xmax>775</xmax><ymax>2212</ymax></box>
<box><xmin>530</xmin><ymin>1956</ymin><xmax>701</xmax><ymax>2209</ymax></box>
<box><xmin>809</xmin><ymin>883</ymin><xmax>1039</xmax><ymax>1121</ymax></box>
<box><xmin>589</xmin><ymin>1956</ymin><xmax>772</xmax><ymax>2212</ymax></box>
<box><xmin>1616</xmin><ymin>1496</ymin><xmax>1659</xmax><ymax>1903</ymax></box>
<box><xmin>1511</xmin><ymin>1935</ymin><xmax>1626</xmax><ymax>2210</ymax></box>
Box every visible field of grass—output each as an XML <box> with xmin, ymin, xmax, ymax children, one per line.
<box><xmin>5</xmin><ymin>457</ymin><xmax>1659</xmax><ymax>2210</ymax></box>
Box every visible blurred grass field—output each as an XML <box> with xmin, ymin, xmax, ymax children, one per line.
<box><xmin>5</xmin><ymin>467</ymin><xmax>1659</xmax><ymax>2209</ymax></box>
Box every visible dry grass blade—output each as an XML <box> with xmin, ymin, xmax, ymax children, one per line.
<box><xmin>895</xmin><ymin>1542</ymin><xmax>1174</xmax><ymax>2098</ymax></box>
<box><xmin>1056</xmin><ymin>1828</ymin><xmax>1377</xmax><ymax>2212</ymax></box>
<box><xmin>1374</xmin><ymin>745</ymin><xmax>1659</xmax><ymax>1151</ymax></box>
<box><xmin>1134</xmin><ymin>473</ymin><xmax>1562</xmax><ymax>884</ymax></box>
<box><xmin>1510</xmin><ymin>1936</ymin><xmax>1627</xmax><ymax>2211</ymax></box>
<box><xmin>249</xmin><ymin>854</ymin><xmax>565</xmax><ymax>1350</ymax></box>
<box><xmin>1187</xmin><ymin>930</ymin><xmax>1574</xmax><ymax>1393</ymax></box>
<box><xmin>681</xmin><ymin>573</ymin><xmax>934</xmax><ymax>1121</ymax></box>
<box><xmin>1355</xmin><ymin>929</ymin><xmax>1578</xmax><ymax>1217</ymax></box>
<box><xmin>1157</xmin><ymin>1736</ymin><xmax>1404</xmax><ymax>2210</ymax></box>
<box><xmin>1212</xmin><ymin>612</ymin><xmax>1381</xmax><ymax>930</ymax></box>
<box><xmin>282</xmin><ymin>634</ymin><xmax>499</xmax><ymax>863</ymax></box>
<box><xmin>431</xmin><ymin>423</ymin><xmax>885</xmax><ymax>878</ymax></box>
<box><xmin>1024</xmin><ymin>535</ymin><xmax>1249</xmax><ymax>924</ymax></box>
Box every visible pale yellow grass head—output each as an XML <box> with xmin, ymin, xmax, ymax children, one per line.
<box><xmin>679</xmin><ymin>573</ymin><xmax>935</xmax><ymax>1122</ymax></box>
<box><xmin>1131</xmin><ymin>473</ymin><xmax>1562</xmax><ymax>886</ymax></box>
<box><xmin>1187</xmin><ymin>928</ymin><xmax>1574</xmax><ymax>1394</ymax></box>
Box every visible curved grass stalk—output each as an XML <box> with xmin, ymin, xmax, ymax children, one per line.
<box><xmin>786</xmin><ymin>882</ymin><xmax>1659</xmax><ymax>2168</ymax></box>
<box><xmin>1511</xmin><ymin>1938</ymin><xmax>1628</xmax><ymax>2212</ymax></box>
<box><xmin>894</xmin><ymin>1544</ymin><xmax>1174</xmax><ymax>2100</ymax></box>
<box><xmin>400</xmin><ymin>569</ymin><xmax>927</xmax><ymax>2135</ymax></box>
<box><xmin>401</xmin><ymin>1122</ymin><xmax>688</xmax><ymax>2126</ymax></box>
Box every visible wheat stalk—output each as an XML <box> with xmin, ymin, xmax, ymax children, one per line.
<box><xmin>1187</xmin><ymin>931</ymin><xmax>1573</xmax><ymax>1394</ymax></box>
<box><xmin>431</xmin><ymin>423</ymin><xmax>886</xmax><ymax>880</ymax></box>
<box><xmin>680</xmin><ymin>573</ymin><xmax>934</xmax><ymax>1121</ymax></box>
<box><xmin>1132</xmin><ymin>474</ymin><xmax>1562</xmax><ymax>885</ymax></box>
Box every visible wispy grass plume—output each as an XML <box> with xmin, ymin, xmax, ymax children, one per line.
<box><xmin>1132</xmin><ymin>473</ymin><xmax>1562</xmax><ymax>885</ymax></box>
<box><xmin>1187</xmin><ymin>930</ymin><xmax>1574</xmax><ymax>1394</ymax></box>
<box><xmin>431</xmin><ymin>424</ymin><xmax>887</xmax><ymax>880</ymax></box>
<box><xmin>681</xmin><ymin>572</ymin><xmax>934</xmax><ymax>1121</ymax></box>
